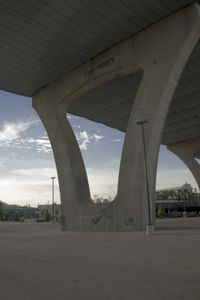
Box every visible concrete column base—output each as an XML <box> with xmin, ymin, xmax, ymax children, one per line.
<box><xmin>146</xmin><ymin>224</ymin><xmax>155</xmax><ymax>235</ymax></box>
<box><xmin>183</xmin><ymin>211</ymin><xmax>187</xmax><ymax>218</ymax></box>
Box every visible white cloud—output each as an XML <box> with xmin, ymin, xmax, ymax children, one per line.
<box><xmin>0</xmin><ymin>120</ymin><xmax>52</xmax><ymax>154</ymax></box>
<box><xmin>0</xmin><ymin>120</ymin><xmax>39</xmax><ymax>148</ymax></box>
<box><xmin>25</xmin><ymin>138</ymin><xmax>52</xmax><ymax>153</ymax></box>
<box><xmin>0</xmin><ymin>120</ymin><xmax>104</xmax><ymax>153</ymax></box>
<box><xmin>93</xmin><ymin>134</ymin><xmax>104</xmax><ymax>142</ymax></box>
<box><xmin>76</xmin><ymin>131</ymin><xmax>91</xmax><ymax>150</ymax></box>
<box><xmin>0</xmin><ymin>121</ymin><xmax>36</xmax><ymax>143</ymax></box>
<box><xmin>75</xmin><ymin>130</ymin><xmax>104</xmax><ymax>150</ymax></box>
<box><xmin>112</xmin><ymin>139</ymin><xmax>121</xmax><ymax>142</ymax></box>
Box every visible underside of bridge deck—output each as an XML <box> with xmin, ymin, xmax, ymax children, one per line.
<box><xmin>0</xmin><ymin>1</ymin><xmax>199</xmax><ymax>232</ymax></box>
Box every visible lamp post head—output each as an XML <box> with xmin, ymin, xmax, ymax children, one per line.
<box><xmin>136</xmin><ymin>119</ymin><xmax>148</xmax><ymax>125</ymax></box>
<box><xmin>51</xmin><ymin>176</ymin><xmax>56</xmax><ymax>180</ymax></box>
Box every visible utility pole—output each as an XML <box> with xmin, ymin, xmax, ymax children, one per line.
<box><xmin>51</xmin><ymin>176</ymin><xmax>56</xmax><ymax>224</ymax></box>
<box><xmin>136</xmin><ymin>119</ymin><xmax>153</xmax><ymax>234</ymax></box>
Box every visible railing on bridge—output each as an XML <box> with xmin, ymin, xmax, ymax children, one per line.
<box><xmin>155</xmin><ymin>184</ymin><xmax>200</xmax><ymax>217</ymax></box>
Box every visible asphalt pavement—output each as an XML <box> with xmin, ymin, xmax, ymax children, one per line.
<box><xmin>0</xmin><ymin>218</ymin><xmax>200</xmax><ymax>300</ymax></box>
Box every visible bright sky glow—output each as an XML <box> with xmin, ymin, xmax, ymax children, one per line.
<box><xmin>0</xmin><ymin>90</ymin><xmax>198</xmax><ymax>206</ymax></box>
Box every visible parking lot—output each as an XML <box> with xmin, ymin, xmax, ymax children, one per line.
<box><xmin>0</xmin><ymin>218</ymin><xmax>200</xmax><ymax>300</ymax></box>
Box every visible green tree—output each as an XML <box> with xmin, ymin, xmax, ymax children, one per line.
<box><xmin>156</xmin><ymin>206</ymin><xmax>166</xmax><ymax>218</ymax></box>
<box><xmin>44</xmin><ymin>210</ymin><xmax>51</xmax><ymax>221</ymax></box>
<box><xmin>14</xmin><ymin>213</ymin><xmax>20</xmax><ymax>222</ymax></box>
<box><xmin>0</xmin><ymin>201</ymin><xmax>4</xmax><ymax>221</ymax></box>
<box><xmin>0</xmin><ymin>207</ymin><xmax>4</xmax><ymax>220</ymax></box>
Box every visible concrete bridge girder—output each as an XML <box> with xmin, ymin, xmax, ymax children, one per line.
<box><xmin>33</xmin><ymin>3</ymin><xmax>200</xmax><ymax>231</ymax></box>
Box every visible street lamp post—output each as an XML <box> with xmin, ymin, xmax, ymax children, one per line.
<box><xmin>51</xmin><ymin>176</ymin><xmax>56</xmax><ymax>224</ymax></box>
<box><xmin>136</xmin><ymin>119</ymin><xmax>153</xmax><ymax>233</ymax></box>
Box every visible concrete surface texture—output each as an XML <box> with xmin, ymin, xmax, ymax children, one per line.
<box><xmin>0</xmin><ymin>0</ymin><xmax>199</xmax><ymax>96</ymax></box>
<box><xmin>0</xmin><ymin>219</ymin><xmax>200</xmax><ymax>300</ymax></box>
<box><xmin>33</xmin><ymin>3</ymin><xmax>200</xmax><ymax>231</ymax></box>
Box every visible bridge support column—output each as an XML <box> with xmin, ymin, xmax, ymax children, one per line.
<box><xmin>33</xmin><ymin>94</ymin><xmax>91</xmax><ymax>230</ymax></box>
<box><xmin>33</xmin><ymin>3</ymin><xmax>200</xmax><ymax>231</ymax></box>
<box><xmin>167</xmin><ymin>139</ymin><xmax>200</xmax><ymax>190</ymax></box>
<box><xmin>116</xmin><ymin>4</ymin><xmax>200</xmax><ymax>230</ymax></box>
<box><xmin>33</xmin><ymin>93</ymin><xmax>115</xmax><ymax>231</ymax></box>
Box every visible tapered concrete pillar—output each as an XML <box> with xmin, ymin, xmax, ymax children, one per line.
<box><xmin>33</xmin><ymin>3</ymin><xmax>200</xmax><ymax>231</ymax></box>
<box><xmin>167</xmin><ymin>138</ymin><xmax>200</xmax><ymax>190</ymax></box>
<box><xmin>116</xmin><ymin>3</ymin><xmax>200</xmax><ymax>230</ymax></box>
<box><xmin>33</xmin><ymin>93</ymin><xmax>114</xmax><ymax>231</ymax></box>
<box><xmin>33</xmin><ymin>95</ymin><xmax>91</xmax><ymax>229</ymax></box>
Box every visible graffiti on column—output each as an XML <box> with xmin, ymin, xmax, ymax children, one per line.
<box><xmin>124</xmin><ymin>217</ymin><xmax>135</xmax><ymax>226</ymax></box>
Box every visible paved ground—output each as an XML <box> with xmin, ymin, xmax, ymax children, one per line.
<box><xmin>0</xmin><ymin>218</ymin><xmax>200</xmax><ymax>300</ymax></box>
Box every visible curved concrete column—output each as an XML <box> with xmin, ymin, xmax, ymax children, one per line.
<box><xmin>33</xmin><ymin>95</ymin><xmax>115</xmax><ymax>231</ymax></box>
<box><xmin>116</xmin><ymin>3</ymin><xmax>200</xmax><ymax>230</ymax></box>
<box><xmin>33</xmin><ymin>95</ymin><xmax>92</xmax><ymax>229</ymax></box>
<box><xmin>33</xmin><ymin>3</ymin><xmax>200</xmax><ymax>231</ymax></box>
<box><xmin>167</xmin><ymin>138</ymin><xmax>200</xmax><ymax>190</ymax></box>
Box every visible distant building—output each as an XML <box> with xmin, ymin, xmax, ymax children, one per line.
<box><xmin>0</xmin><ymin>201</ymin><xmax>62</xmax><ymax>223</ymax></box>
<box><xmin>38</xmin><ymin>203</ymin><xmax>62</xmax><ymax>222</ymax></box>
<box><xmin>2</xmin><ymin>203</ymin><xmax>39</xmax><ymax>221</ymax></box>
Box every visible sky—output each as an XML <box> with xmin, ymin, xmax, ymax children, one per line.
<box><xmin>0</xmin><ymin>90</ymin><xmax>198</xmax><ymax>207</ymax></box>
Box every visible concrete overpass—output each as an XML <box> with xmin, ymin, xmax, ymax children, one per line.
<box><xmin>0</xmin><ymin>0</ymin><xmax>199</xmax><ymax>231</ymax></box>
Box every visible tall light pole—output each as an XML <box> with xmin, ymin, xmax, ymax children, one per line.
<box><xmin>136</xmin><ymin>119</ymin><xmax>153</xmax><ymax>229</ymax></box>
<box><xmin>51</xmin><ymin>176</ymin><xmax>56</xmax><ymax>224</ymax></box>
